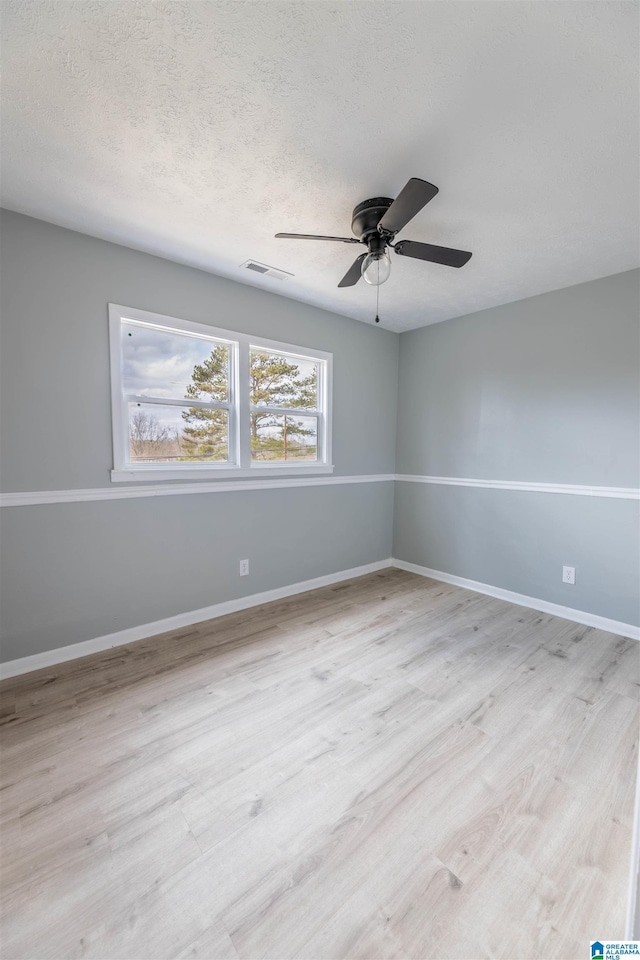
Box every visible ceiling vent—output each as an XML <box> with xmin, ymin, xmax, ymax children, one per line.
<box><xmin>240</xmin><ymin>260</ymin><xmax>293</xmax><ymax>281</ymax></box>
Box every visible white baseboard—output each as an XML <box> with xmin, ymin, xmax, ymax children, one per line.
<box><xmin>3</xmin><ymin>556</ymin><xmax>638</xmax><ymax>680</ymax></box>
<box><xmin>627</xmin><ymin>749</ymin><xmax>640</xmax><ymax>938</ymax></box>
<box><xmin>392</xmin><ymin>558</ymin><xmax>640</xmax><ymax>641</ymax></box>
<box><xmin>0</xmin><ymin>559</ymin><xmax>393</xmax><ymax>679</ymax></box>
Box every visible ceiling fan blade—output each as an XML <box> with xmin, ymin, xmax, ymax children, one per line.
<box><xmin>338</xmin><ymin>253</ymin><xmax>367</xmax><ymax>287</ymax></box>
<box><xmin>378</xmin><ymin>178</ymin><xmax>439</xmax><ymax>235</ymax></box>
<box><xmin>394</xmin><ymin>239</ymin><xmax>472</xmax><ymax>268</ymax></box>
<box><xmin>275</xmin><ymin>233</ymin><xmax>361</xmax><ymax>244</ymax></box>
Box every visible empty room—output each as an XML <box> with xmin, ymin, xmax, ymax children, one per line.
<box><xmin>1</xmin><ymin>2</ymin><xmax>638</xmax><ymax>959</ymax></box>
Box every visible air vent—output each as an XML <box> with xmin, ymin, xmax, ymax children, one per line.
<box><xmin>240</xmin><ymin>260</ymin><xmax>293</xmax><ymax>281</ymax></box>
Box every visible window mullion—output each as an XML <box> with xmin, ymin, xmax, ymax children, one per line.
<box><xmin>318</xmin><ymin>362</ymin><xmax>326</xmax><ymax>463</ymax></box>
<box><xmin>322</xmin><ymin>353</ymin><xmax>331</xmax><ymax>464</ymax></box>
<box><xmin>237</xmin><ymin>341</ymin><xmax>251</xmax><ymax>469</ymax></box>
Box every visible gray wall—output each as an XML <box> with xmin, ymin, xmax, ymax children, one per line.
<box><xmin>394</xmin><ymin>270</ymin><xmax>640</xmax><ymax>626</ymax></box>
<box><xmin>0</xmin><ymin>211</ymin><xmax>398</xmax><ymax>662</ymax></box>
<box><xmin>1</xmin><ymin>210</ymin><xmax>398</xmax><ymax>491</ymax></box>
<box><xmin>2</xmin><ymin>211</ymin><xmax>638</xmax><ymax>663</ymax></box>
<box><xmin>1</xmin><ymin>484</ymin><xmax>394</xmax><ymax>661</ymax></box>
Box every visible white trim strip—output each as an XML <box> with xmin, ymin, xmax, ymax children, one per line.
<box><xmin>627</xmin><ymin>749</ymin><xmax>640</xmax><ymax>938</ymax></box>
<box><xmin>0</xmin><ymin>474</ymin><xmax>395</xmax><ymax>507</ymax></box>
<box><xmin>392</xmin><ymin>558</ymin><xmax>640</xmax><ymax>641</ymax></box>
<box><xmin>395</xmin><ymin>474</ymin><xmax>640</xmax><ymax>500</ymax></box>
<box><xmin>0</xmin><ymin>560</ymin><xmax>392</xmax><ymax>679</ymax></box>
<box><xmin>2</xmin><ymin>474</ymin><xmax>638</xmax><ymax>507</ymax></box>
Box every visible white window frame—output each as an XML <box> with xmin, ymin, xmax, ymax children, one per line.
<box><xmin>109</xmin><ymin>304</ymin><xmax>333</xmax><ymax>482</ymax></box>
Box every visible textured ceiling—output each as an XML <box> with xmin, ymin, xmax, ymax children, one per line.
<box><xmin>2</xmin><ymin>1</ymin><xmax>638</xmax><ymax>332</ymax></box>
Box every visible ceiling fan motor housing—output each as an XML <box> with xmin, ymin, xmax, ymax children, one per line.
<box><xmin>351</xmin><ymin>198</ymin><xmax>394</xmax><ymax>241</ymax></box>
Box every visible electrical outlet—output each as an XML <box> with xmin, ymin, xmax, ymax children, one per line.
<box><xmin>239</xmin><ymin>559</ymin><xmax>249</xmax><ymax>577</ymax></box>
<box><xmin>562</xmin><ymin>565</ymin><xmax>576</xmax><ymax>585</ymax></box>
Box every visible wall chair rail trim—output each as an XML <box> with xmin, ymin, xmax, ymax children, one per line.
<box><xmin>395</xmin><ymin>474</ymin><xmax>640</xmax><ymax>500</ymax></box>
<box><xmin>0</xmin><ymin>474</ymin><xmax>396</xmax><ymax>506</ymax></box>
<box><xmin>2</xmin><ymin>474</ymin><xmax>638</xmax><ymax>507</ymax></box>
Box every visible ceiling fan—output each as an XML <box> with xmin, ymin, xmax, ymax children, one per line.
<box><xmin>275</xmin><ymin>177</ymin><xmax>472</xmax><ymax>288</ymax></box>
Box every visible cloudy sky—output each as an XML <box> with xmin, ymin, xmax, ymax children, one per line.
<box><xmin>122</xmin><ymin>320</ymin><xmax>227</xmax><ymax>400</ymax></box>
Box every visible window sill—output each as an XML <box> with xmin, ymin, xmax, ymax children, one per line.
<box><xmin>111</xmin><ymin>464</ymin><xmax>335</xmax><ymax>483</ymax></box>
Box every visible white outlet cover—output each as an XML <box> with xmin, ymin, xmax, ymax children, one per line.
<box><xmin>562</xmin><ymin>566</ymin><xmax>576</xmax><ymax>585</ymax></box>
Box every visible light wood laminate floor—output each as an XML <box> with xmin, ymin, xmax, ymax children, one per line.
<box><xmin>1</xmin><ymin>569</ymin><xmax>637</xmax><ymax>960</ymax></box>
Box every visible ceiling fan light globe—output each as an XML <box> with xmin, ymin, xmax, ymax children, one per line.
<box><xmin>361</xmin><ymin>250</ymin><xmax>391</xmax><ymax>285</ymax></box>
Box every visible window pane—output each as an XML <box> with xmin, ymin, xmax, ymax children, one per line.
<box><xmin>128</xmin><ymin>403</ymin><xmax>229</xmax><ymax>463</ymax></box>
<box><xmin>122</xmin><ymin>322</ymin><xmax>229</xmax><ymax>402</ymax></box>
<box><xmin>251</xmin><ymin>413</ymin><xmax>318</xmax><ymax>462</ymax></box>
<box><xmin>250</xmin><ymin>349</ymin><xmax>318</xmax><ymax>410</ymax></box>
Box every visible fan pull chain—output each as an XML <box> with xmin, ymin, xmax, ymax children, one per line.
<box><xmin>375</xmin><ymin>280</ymin><xmax>380</xmax><ymax>324</ymax></box>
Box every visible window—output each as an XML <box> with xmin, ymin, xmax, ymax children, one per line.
<box><xmin>109</xmin><ymin>304</ymin><xmax>332</xmax><ymax>481</ymax></box>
